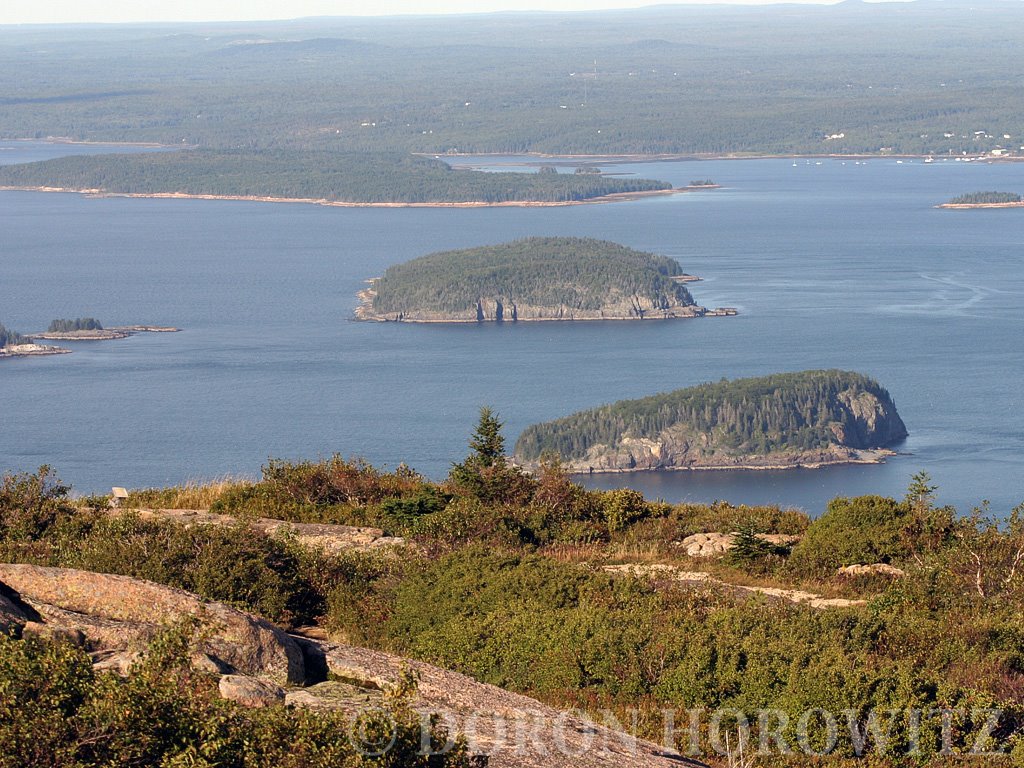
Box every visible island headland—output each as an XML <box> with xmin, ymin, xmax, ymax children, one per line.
<box><xmin>355</xmin><ymin>236</ymin><xmax>737</xmax><ymax>323</ymax></box>
<box><xmin>513</xmin><ymin>370</ymin><xmax>908</xmax><ymax>473</ymax></box>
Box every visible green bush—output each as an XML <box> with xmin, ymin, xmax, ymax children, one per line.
<box><xmin>786</xmin><ymin>496</ymin><xmax>920</xmax><ymax>577</ymax></box>
<box><xmin>0</xmin><ymin>630</ymin><xmax>473</xmax><ymax>768</ymax></box>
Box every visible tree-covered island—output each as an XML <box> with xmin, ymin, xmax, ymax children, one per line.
<box><xmin>514</xmin><ymin>370</ymin><xmax>908</xmax><ymax>472</ymax></box>
<box><xmin>357</xmin><ymin>237</ymin><xmax>736</xmax><ymax>322</ymax></box>
<box><xmin>0</xmin><ymin>150</ymin><xmax>675</xmax><ymax>206</ymax></box>
<box><xmin>939</xmin><ymin>191</ymin><xmax>1024</xmax><ymax>208</ymax></box>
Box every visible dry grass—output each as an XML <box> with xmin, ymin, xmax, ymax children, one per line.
<box><xmin>124</xmin><ymin>477</ymin><xmax>255</xmax><ymax>510</ymax></box>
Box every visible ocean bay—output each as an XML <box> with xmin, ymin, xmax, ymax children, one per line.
<box><xmin>2</xmin><ymin>143</ymin><xmax>1023</xmax><ymax>514</ymax></box>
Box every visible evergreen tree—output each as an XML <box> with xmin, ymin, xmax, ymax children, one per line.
<box><xmin>449</xmin><ymin>407</ymin><xmax>533</xmax><ymax>505</ymax></box>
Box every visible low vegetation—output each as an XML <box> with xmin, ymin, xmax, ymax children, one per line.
<box><xmin>2</xmin><ymin>412</ymin><xmax>1024</xmax><ymax>763</ymax></box>
<box><xmin>0</xmin><ymin>624</ymin><xmax>471</xmax><ymax>768</ymax></box>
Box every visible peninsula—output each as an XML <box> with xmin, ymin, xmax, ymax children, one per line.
<box><xmin>513</xmin><ymin>370</ymin><xmax>908</xmax><ymax>473</ymax></box>
<box><xmin>0</xmin><ymin>150</ymin><xmax>675</xmax><ymax>206</ymax></box>
<box><xmin>356</xmin><ymin>237</ymin><xmax>737</xmax><ymax>323</ymax></box>
<box><xmin>938</xmin><ymin>191</ymin><xmax>1024</xmax><ymax>209</ymax></box>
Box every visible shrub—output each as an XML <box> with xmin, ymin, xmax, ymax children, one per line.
<box><xmin>786</xmin><ymin>496</ymin><xmax>917</xmax><ymax>577</ymax></box>
<box><xmin>0</xmin><ymin>629</ymin><xmax>473</xmax><ymax>768</ymax></box>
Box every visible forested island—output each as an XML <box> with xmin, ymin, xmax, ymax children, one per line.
<box><xmin>939</xmin><ymin>191</ymin><xmax>1024</xmax><ymax>209</ymax></box>
<box><xmin>514</xmin><ymin>370</ymin><xmax>908</xmax><ymax>472</ymax></box>
<box><xmin>358</xmin><ymin>237</ymin><xmax>736</xmax><ymax>323</ymax></box>
<box><xmin>0</xmin><ymin>150</ymin><xmax>675</xmax><ymax>206</ymax></box>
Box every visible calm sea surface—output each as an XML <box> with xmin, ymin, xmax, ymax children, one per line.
<box><xmin>2</xmin><ymin>142</ymin><xmax>1023</xmax><ymax>515</ymax></box>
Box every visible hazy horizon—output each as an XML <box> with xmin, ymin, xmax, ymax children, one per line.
<box><xmin>3</xmin><ymin>0</ymin><xmax>909</xmax><ymax>27</ymax></box>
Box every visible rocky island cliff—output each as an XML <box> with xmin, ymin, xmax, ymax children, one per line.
<box><xmin>356</xmin><ymin>236</ymin><xmax>735</xmax><ymax>322</ymax></box>
<box><xmin>514</xmin><ymin>370</ymin><xmax>908</xmax><ymax>473</ymax></box>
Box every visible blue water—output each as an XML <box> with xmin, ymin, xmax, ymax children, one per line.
<box><xmin>2</xmin><ymin>143</ymin><xmax>1023</xmax><ymax>516</ymax></box>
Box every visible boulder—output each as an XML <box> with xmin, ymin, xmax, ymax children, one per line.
<box><xmin>90</xmin><ymin>649</ymin><xmax>143</xmax><ymax>676</ymax></box>
<box><xmin>21</xmin><ymin>620</ymin><xmax>86</xmax><ymax>647</ymax></box>
<box><xmin>0</xmin><ymin>564</ymin><xmax>305</xmax><ymax>685</ymax></box>
<box><xmin>218</xmin><ymin>674</ymin><xmax>285</xmax><ymax>708</ymax></box>
<box><xmin>677</xmin><ymin>531</ymin><xmax>801</xmax><ymax>558</ymax></box>
<box><xmin>678</xmin><ymin>532</ymin><xmax>735</xmax><ymax>557</ymax></box>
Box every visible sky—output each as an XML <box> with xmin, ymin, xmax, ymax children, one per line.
<box><xmin>1</xmin><ymin>0</ymin><xmax>845</xmax><ymax>25</ymax></box>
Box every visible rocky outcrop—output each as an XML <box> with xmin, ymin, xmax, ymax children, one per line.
<box><xmin>121</xmin><ymin>508</ymin><xmax>406</xmax><ymax>555</ymax></box>
<box><xmin>218</xmin><ymin>674</ymin><xmax>286</xmax><ymax>708</ymax></box>
<box><xmin>678</xmin><ymin>532</ymin><xmax>801</xmax><ymax>558</ymax></box>
<box><xmin>291</xmin><ymin>639</ymin><xmax>699</xmax><ymax>768</ymax></box>
<box><xmin>0</xmin><ymin>589</ymin><xmax>35</xmax><ymax>633</ymax></box>
<box><xmin>603</xmin><ymin>564</ymin><xmax>866</xmax><ymax>610</ymax></box>
<box><xmin>0</xmin><ymin>564</ymin><xmax>305</xmax><ymax>685</ymax></box>
<box><xmin>359</xmin><ymin>290</ymin><xmax>709</xmax><ymax>323</ymax></box>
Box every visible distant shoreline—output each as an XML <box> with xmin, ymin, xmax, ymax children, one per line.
<box><xmin>0</xmin><ymin>185</ymin><xmax>686</xmax><ymax>208</ymax></box>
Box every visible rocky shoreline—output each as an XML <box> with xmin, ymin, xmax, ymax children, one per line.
<box><xmin>558</xmin><ymin>447</ymin><xmax>898</xmax><ymax>475</ymax></box>
<box><xmin>355</xmin><ymin>278</ymin><xmax>737</xmax><ymax>323</ymax></box>
<box><xmin>0</xmin><ymin>343</ymin><xmax>72</xmax><ymax>359</ymax></box>
<box><xmin>936</xmin><ymin>201</ymin><xmax>1024</xmax><ymax>209</ymax></box>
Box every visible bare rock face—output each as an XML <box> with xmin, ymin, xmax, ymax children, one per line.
<box><xmin>834</xmin><ymin>389</ymin><xmax>909</xmax><ymax>448</ymax></box>
<box><xmin>0</xmin><ymin>564</ymin><xmax>305</xmax><ymax>685</ymax></box>
<box><xmin>90</xmin><ymin>649</ymin><xmax>143</xmax><ymax>676</ymax></box>
<box><xmin>218</xmin><ymin>674</ymin><xmax>286</xmax><ymax>708</ymax></box>
<box><xmin>125</xmin><ymin>508</ymin><xmax>406</xmax><ymax>555</ymax></box>
<box><xmin>301</xmin><ymin>640</ymin><xmax>691</xmax><ymax>768</ymax></box>
<box><xmin>678</xmin><ymin>532</ymin><xmax>802</xmax><ymax>558</ymax></box>
<box><xmin>0</xmin><ymin>590</ymin><xmax>35</xmax><ymax>633</ymax></box>
<box><xmin>836</xmin><ymin>563</ymin><xmax>906</xmax><ymax>578</ymax></box>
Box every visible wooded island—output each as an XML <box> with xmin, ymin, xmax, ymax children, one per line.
<box><xmin>357</xmin><ymin>237</ymin><xmax>736</xmax><ymax>323</ymax></box>
<box><xmin>514</xmin><ymin>370</ymin><xmax>908</xmax><ymax>472</ymax></box>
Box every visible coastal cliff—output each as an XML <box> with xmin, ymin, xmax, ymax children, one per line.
<box><xmin>514</xmin><ymin>370</ymin><xmax>908</xmax><ymax>473</ymax></box>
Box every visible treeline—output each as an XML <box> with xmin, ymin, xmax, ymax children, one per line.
<box><xmin>47</xmin><ymin>317</ymin><xmax>103</xmax><ymax>332</ymax></box>
<box><xmin>0</xmin><ymin>150</ymin><xmax>670</xmax><ymax>204</ymax></box>
<box><xmin>515</xmin><ymin>370</ymin><xmax>906</xmax><ymax>461</ymax></box>
<box><xmin>947</xmin><ymin>191</ymin><xmax>1022</xmax><ymax>205</ymax></box>
<box><xmin>0</xmin><ymin>324</ymin><xmax>27</xmax><ymax>347</ymax></box>
<box><xmin>371</xmin><ymin>237</ymin><xmax>694</xmax><ymax>315</ymax></box>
